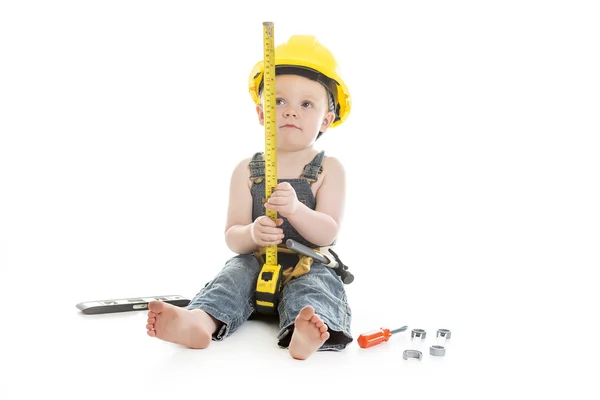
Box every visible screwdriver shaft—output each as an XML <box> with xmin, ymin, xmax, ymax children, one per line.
<box><xmin>390</xmin><ymin>326</ymin><xmax>408</xmax><ymax>335</ymax></box>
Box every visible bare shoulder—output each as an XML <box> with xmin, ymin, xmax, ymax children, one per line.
<box><xmin>313</xmin><ymin>154</ymin><xmax>346</xmax><ymax>197</ymax></box>
<box><xmin>314</xmin><ymin>154</ymin><xmax>346</xmax><ymax>222</ymax></box>
<box><xmin>232</xmin><ymin>156</ymin><xmax>253</xmax><ymax>174</ymax></box>
<box><xmin>322</xmin><ymin>155</ymin><xmax>346</xmax><ymax>177</ymax></box>
<box><xmin>230</xmin><ymin>156</ymin><xmax>253</xmax><ymax>186</ymax></box>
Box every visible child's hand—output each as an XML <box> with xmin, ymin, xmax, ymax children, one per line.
<box><xmin>251</xmin><ymin>216</ymin><xmax>285</xmax><ymax>247</ymax></box>
<box><xmin>264</xmin><ymin>182</ymin><xmax>300</xmax><ymax>217</ymax></box>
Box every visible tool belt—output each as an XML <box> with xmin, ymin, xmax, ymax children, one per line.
<box><xmin>253</xmin><ymin>245</ymin><xmax>320</xmax><ymax>286</ymax></box>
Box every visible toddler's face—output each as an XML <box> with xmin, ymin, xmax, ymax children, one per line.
<box><xmin>257</xmin><ymin>74</ymin><xmax>335</xmax><ymax>151</ymax></box>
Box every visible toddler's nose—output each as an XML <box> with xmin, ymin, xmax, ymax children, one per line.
<box><xmin>283</xmin><ymin>107</ymin><xmax>298</xmax><ymax>118</ymax></box>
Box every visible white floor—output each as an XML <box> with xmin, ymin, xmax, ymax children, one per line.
<box><xmin>7</xmin><ymin>273</ymin><xmax>475</xmax><ymax>399</ymax></box>
<box><xmin>2</xmin><ymin>1</ymin><xmax>599</xmax><ymax>398</ymax></box>
<box><xmin>3</xmin><ymin>241</ymin><xmax>597</xmax><ymax>399</ymax></box>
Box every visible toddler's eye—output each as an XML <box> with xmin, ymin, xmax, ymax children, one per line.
<box><xmin>276</xmin><ymin>98</ymin><xmax>285</xmax><ymax>105</ymax></box>
<box><xmin>301</xmin><ymin>101</ymin><xmax>313</xmax><ymax>108</ymax></box>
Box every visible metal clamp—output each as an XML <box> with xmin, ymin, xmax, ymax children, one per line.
<box><xmin>403</xmin><ymin>328</ymin><xmax>426</xmax><ymax>361</ymax></box>
<box><xmin>430</xmin><ymin>328</ymin><xmax>451</xmax><ymax>356</ymax></box>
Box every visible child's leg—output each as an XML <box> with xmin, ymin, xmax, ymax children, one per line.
<box><xmin>277</xmin><ymin>264</ymin><xmax>353</xmax><ymax>359</ymax></box>
<box><xmin>146</xmin><ymin>254</ymin><xmax>261</xmax><ymax>348</ymax></box>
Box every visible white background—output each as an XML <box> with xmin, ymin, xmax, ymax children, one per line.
<box><xmin>1</xmin><ymin>1</ymin><xmax>599</xmax><ymax>399</ymax></box>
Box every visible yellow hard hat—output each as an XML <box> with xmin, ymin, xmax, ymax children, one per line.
<box><xmin>248</xmin><ymin>35</ymin><xmax>351</xmax><ymax>128</ymax></box>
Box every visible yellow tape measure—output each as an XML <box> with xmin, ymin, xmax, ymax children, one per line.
<box><xmin>254</xmin><ymin>22</ymin><xmax>282</xmax><ymax>314</ymax></box>
<box><xmin>262</xmin><ymin>21</ymin><xmax>278</xmax><ymax>267</ymax></box>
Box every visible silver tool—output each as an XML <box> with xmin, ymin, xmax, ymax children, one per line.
<box><xmin>403</xmin><ymin>328</ymin><xmax>426</xmax><ymax>360</ymax></box>
<box><xmin>76</xmin><ymin>295</ymin><xmax>190</xmax><ymax>314</ymax></box>
<box><xmin>286</xmin><ymin>239</ymin><xmax>354</xmax><ymax>283</ymax></box>
<box><xmin>430</xmin><ymin>328</ymin><xmax>451</xmax><ymax>356</ymax></box>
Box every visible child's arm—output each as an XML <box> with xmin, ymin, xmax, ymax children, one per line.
<box><xmin>266</xmin><ymin>157</ymin><xmax>345</xmax><ymax>246</ymax></box>
<box><xmin>224</xmin><ymin>158</ymin><xmax>256</xmax><ymax>254</ymax></box>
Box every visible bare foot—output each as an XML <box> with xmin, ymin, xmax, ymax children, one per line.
<box><xmin>146</xmin><ymin>301</ymin><xmax>217</xmax><ymax>349</ymax></box>
<box><xmin>288</xmin><ymin>305</ymin><xmax>330</xmax><ymax>360</ymax></box>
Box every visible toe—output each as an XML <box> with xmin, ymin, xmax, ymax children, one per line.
<box><xmin>148</xmin><ymin>301</ymin><xmax>164</xmax><ymax>313</ymax></box>
<box><xmin>298</xmin><ymin>306</ymin><xmax>315</xmax><ymax>321</ymax></box>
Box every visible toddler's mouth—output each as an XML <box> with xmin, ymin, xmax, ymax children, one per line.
<box><xmin>281</xmin><ymin>124</ymin><xmax>300</xmax><ymax>130</ymax></box>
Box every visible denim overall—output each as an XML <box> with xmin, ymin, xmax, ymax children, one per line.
<box><xmin>186</xmin><ymin>150</ymin><xmax>353</xmax><ymax>350</ymax></box>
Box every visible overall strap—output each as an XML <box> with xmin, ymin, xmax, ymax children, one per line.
<box><xmin>300</xmin><ymin>150</ymin><xmax>325</xmax><ymax>184</ymax></box>
<box><xmin>249</xmin><ymin>152</ymin><xmax>265</xmax><ymax>183</ymax></box>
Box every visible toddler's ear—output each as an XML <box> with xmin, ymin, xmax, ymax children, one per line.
<box><xmin>320</xmin><ymin>111</ymin><xmax>336</xmax><ymax>132</ymax></box>
<box><xmin>256</xmin><ymin>104</ymin><xmax>265</xmax><ymax>126</ymax></box>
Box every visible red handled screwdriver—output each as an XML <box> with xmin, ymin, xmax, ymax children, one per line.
<box><xmin>357</xmin><ymin>325</ymin><xmax>408</xmax><ymax>348</ymax></box>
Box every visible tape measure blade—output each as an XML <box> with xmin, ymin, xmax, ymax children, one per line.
<box><xmin>263</xmin><ymin>22</ymin><xmax>278</xmax><ymax>267</ymax></box>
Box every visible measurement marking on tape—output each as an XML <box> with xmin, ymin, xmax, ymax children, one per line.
<box><xmin>263</xmin><ymin>21</ymin><xmax>278</xmax><ymax>267</ymax></box>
